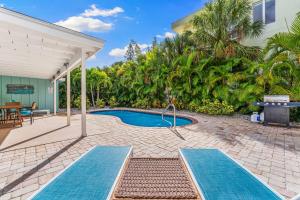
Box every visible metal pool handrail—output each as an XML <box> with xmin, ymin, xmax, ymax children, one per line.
<box><xmin>162</xmin><ymin>103</ymin><xmax>176</xmax><ymax>129</ymax></box>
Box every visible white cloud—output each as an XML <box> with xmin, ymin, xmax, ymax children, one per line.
<box><xmin>109</xmin><ymin>48</ymin><xmax>127</xmax><ymax>57</ymax></box>
<box><xmin>55</xmin><ymin>16</ymin><xmax>112</xmax><ymax>32</ymax></box>
<box><xmin>156</xmin><ymin>32</ymin><xmax>176</xmax><ymax>39</ymax></box>
<box><xmin>82</xmin><ymin>4</ymin><xmax>124</xmax><ymax>17</ymax></box>
<box><xmin>138</xmin><ymin>44</ymin><xmax>150</xmax><ymax>50</ymax></box>
<box><xmin>0</xmin><ymin>4</ymin><xmax>4</xmax><ymax>7</ymax></box>
<box><xmin>109</xmin><ymin>43</ymin><xmax>150</xmax><ymax>57</ymax></box>
<box><xmin>165</xmin><ymin>32</ymin><xmax>176</xmax><ymax>38</ymax></box>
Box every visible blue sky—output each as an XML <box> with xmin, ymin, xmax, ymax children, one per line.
<box><xmin>0</xmin><ymin>0</ymin><xmax>208</xmax><ymax>68</ymax></box>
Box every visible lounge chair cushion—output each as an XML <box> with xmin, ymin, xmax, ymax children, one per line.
<box><xmin>180</xmin><ymin>149</ymin><xmax>283</xmax><ymax>200</ymax></box>
<box><xmin>31</xmin><ymin>146</ymin><xmax>131</xmax><ymax>200</ymax></box>
<box><xmin>20</xmin><ymin>110</ymin><xmax>32</xmax><ymax>116</ymax></box>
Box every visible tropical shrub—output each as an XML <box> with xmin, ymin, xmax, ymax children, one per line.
<box><xmin>57</xmin><ymin>1</ymin><xmax>300</xmax><ymax>121</ymax></box>
<box><xmin>188</xmin><ymin>100</ymin><xmax>201</xmax><ymax>112</ymax></box>
<box><xmin>152</xmin><ymin>99</ymin><xmax>163</xmax><ymax>108</ymax></box>
<box><xmin>96</xmin><ymin>99</ymin><xmax>105</xmax><ymax>108</ymax></box>
<box><xmin>197</xmin><ymin>100</ymin><xmax>234</xmax><ymax>115</ymax></box>
<box><xmin>171</xmin><ymin>98</ymin><xmax>185</xmax><ymax>110</ymax></box>
<box><xmin>74</xmin><ymin>96</ymin><xmax>91</xmax><ymax>110</ymax></box>
<box><xmin>291</xmin><ymin>108</ymin><xmax>300</xmax><ymax>122</ymax></box>
<box><xmin>263</xmin><ymin>14</ymin><xmax>300</xmax><ymax>102</ymax></box>
<box><xmin>161</xmin><ymin>102</ymin><xmax>168</xmax><ymax>108</ymax></box>
<box><xmin>132</xmin><ymin>98</ymin><xmax>150</xmax><ymax>109</ymax></box>
<box><xmin>109</xmin><ymin>96</ymin><xmax>118</xmax><ymax>108</ymax></box>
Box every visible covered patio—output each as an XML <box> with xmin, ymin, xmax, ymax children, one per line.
<box><xmin>0</xmin><ymin>7</ymin><xmax>104</xmax><ymax>148</ymax></box>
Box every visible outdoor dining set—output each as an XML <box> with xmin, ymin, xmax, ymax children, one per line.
<box><xmin>0</xmin><ymin>102</ymin><xmax>37</xmax><ymax>128</ymax></box>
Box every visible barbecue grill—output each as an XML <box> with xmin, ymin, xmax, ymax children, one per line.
<box><xmin>254</xmin><ymin>95</ymin><xmax>300</xmax><ymax>126</ymax></box>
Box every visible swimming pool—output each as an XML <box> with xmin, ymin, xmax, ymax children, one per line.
<box><xmin>91</xmin><ymin>110</ymin><xmax>194</xmax><ymax>127</ymax></box>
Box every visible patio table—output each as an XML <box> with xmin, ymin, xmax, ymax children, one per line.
<box><xmin>0</xmin><ymin>105</ymin><xmax>22</xmax><ymax>127</ymax></box>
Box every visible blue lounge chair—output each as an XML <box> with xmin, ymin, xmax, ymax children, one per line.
<box><xmin>20</xmin><ymin>102</ymin><xmax>37</xmax><ymax>124</ymax></box>
<box><xmin>180</xmin><ymin>148</ymin><xmax>284</xmax><ymax>200</ymax></box>
<box><xmin>30</xmin><ymin>146</ymin><xmax>132</xmax><ymax>200</ymax></box>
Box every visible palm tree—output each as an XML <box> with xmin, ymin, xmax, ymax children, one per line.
<box><xmin>93</xmin><ymin>70</ymin><xmax>111</xmax><ymax>101</ymax></box>
<box><xmin>192</xmin><ymin>0</ymin><xmax>263</xmax><ymax>59</ymax></box>
<box><xmin>265</xmin><ymin>13</ymin><xmax>300</xmax><ymax>64</ymax></box>
<box><xmin>86</xmin><ymin>68</ymin><xmax>97</xmax><ymax>107</ymax></box>
<box><xmin>160</xmin><ymin>33</ymin><xmax>194</xmax><ymax>65</ymax></box>
<box><xmin>264</xmin><ymin>14</ymin><xmax>300</xmax><ymax>100</ymax></box>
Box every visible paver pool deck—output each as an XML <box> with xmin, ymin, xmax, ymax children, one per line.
<box><xmin>0</xmin><ymin>109</ymin><xmax>299</xmax><ymax>199</ymax></box>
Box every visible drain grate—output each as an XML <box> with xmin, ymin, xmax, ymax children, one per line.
<box><xmin>114</xmin><ymin>158</ymin><xmax>198</xmax><ymax>199</ymax></box>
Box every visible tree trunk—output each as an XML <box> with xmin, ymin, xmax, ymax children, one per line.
<box><xmin>90</xmin><ymin>86</ymin><xmax>95</xmax><ymax>108</ymax></box>
<box><xmin>96</xmin><ymin>86</ymin><xmax>100</xmax><ymax>101</ymax></box>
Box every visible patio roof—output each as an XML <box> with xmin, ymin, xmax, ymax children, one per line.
<box><xmin>0</xmin><ymin>7</ymin><xmax>104</xmax><ymax>137</ymax></box>
<box><xmin>0</xmin><ymin>7</ymin><xmax>104</xmax><ymax>79</ymax></box>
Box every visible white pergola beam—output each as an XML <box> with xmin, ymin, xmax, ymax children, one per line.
<box><xmin>81</xmin><ymin>49</ymin><xmax>87</xmax><ymax>137</ymax></box>
<box><xmin>53</xmin><ymin>80</ymin><xmax>57</xmax><ymax>115</ymax></box>
<box><xmin>54</xmin><ymin>50</ymin><xmax>82</xmax><ymax>81</ymax></box>
<box><xmin>67</xmin><ymin>68</ymin><xmax>71</xmax><ymax>126</ymax></box>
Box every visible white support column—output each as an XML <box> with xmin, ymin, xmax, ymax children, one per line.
<box><xmin>81</xmin><ymin>49</ymin><xmax>87</xmax><ymax>137</ymax></box>
<box><xmin>53</xmin><ymin>80</ymin><xmax>57</xmax><ymax>115</ymax></box>
<box><xmin>67</xmin><ymin>69</ymin><xmax>71</xmax><ymax>126</ymax></box>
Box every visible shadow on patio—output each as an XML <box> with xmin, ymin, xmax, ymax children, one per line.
<box><xmin>0</xmin><ymin>128</ymin><xmax>11</xmax><ymax>146</ymax></box>
<box><xmin>0</xmin><ymin>115</ymin><xmax>82</xmax><ymax>152</ymax></box>
<box><xmin>0</xmin><ymin>125</ymin><xmax>69</xmax><ymax>152</ymax></box>
<box><xmin>0</xmin><ymin>136</ymin><xmax>83</xmax><ymax>195</ymax></box>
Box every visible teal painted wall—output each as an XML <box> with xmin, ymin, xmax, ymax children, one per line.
<box><xmin>0</xmin><ymin>76</ymin><xmax>55</xmax><ymax>112</ymax></box>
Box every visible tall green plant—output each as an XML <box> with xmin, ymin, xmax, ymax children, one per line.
<box><xmin>264</xmin><ymin>14</ymin><xmax>300</xmax><ymax>101</ymax></box>
<box><xmin>192</xmin><ymin>0</ymin><xmax>263</xmax><ymax>59</ymax></box>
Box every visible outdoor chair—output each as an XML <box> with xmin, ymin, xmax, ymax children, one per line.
<box><xmin>5</xmin><ymin>102</ymin><xmax>21</xmax><ymax>121</ymax></box>
<box><xmin>0</xmin><ymin>109</ymin><xmax>4</xmax><ymax>124</ymax></box>
<box><xmin>20</xmin><ymin>102</ymin><xmax>37</xmax><ymax>124</ymax></box>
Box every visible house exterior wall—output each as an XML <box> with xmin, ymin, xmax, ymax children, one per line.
<box><xmin>172</xmin><ymin>0</ymin><xmax>300</xmax><ymax>47</ymax></box>
<box><xmin>172</xmin><ymin>9</ymin><xmax>200</xmax><ymax>34</ymax></box>
<box><xmin>243</xmin><ymin>0</ymin><xmax>300</xmax><ymax>47</ymax></box>
<box><xmin>0</xmin><ymin>75</ymin><xmax>56</xmax><ymax>112</ymax></box>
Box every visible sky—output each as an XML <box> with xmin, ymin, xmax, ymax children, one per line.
<box><xmin>0</xmin><ymin>0</ymin><xmax>208</xmax><ymax>68</ymax></box>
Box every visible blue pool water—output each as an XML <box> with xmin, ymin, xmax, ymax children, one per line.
<box><xmin>91</xmin><ymin>110</ymin><xmax>193</xmax><ymax>127</ymax></box>
<box><xmin>32</xmin><ymin>146</ymin><xmax>131</xmax><ymax>200</ymax></box>
<box><xmin>180</xmin><ymin>149</ymin><xmax>283</xmax><ymax>200</ymax></box>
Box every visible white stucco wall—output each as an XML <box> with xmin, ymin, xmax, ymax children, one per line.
<box><xmin>242</xmin><ymin>0</ymin><xmax>300</xmax><ymax>47</ymax></box>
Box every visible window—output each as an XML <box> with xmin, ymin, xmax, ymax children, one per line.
<box><xmin>265</xmin><ymin>0</ymin><xmax>275</xmax><ymax>24</ymax></box>
<box><xmin>253</xmin><ymin>1</ymin><xmax>263</xmax><ymax>22</ymax></box>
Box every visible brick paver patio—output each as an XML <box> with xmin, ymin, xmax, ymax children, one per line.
<box><xmin>0</xmin><ymin>110</ymin><xmax>299</xmax><ymax>199</ymax></box>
